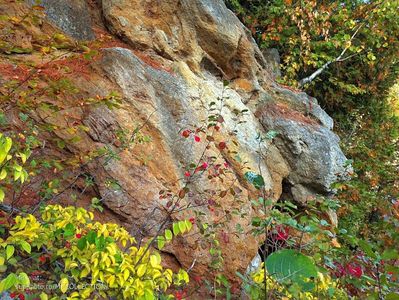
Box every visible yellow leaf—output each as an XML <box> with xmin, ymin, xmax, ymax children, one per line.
<box><xmin>331</xmin><ymin>238</ymin><xmax>341</xmax><ymax>248</ymax></box>
<box><xmin>39</xmin><ymin>292</ymin><xmax>48</xmax><ymax>300</ymax></box>
<box><xmin>137</xmin><ymin>264</ymin><xmax>146</xmax><ymax>277</ymax></box>
<box><xmin>0</xmin><ymin>169</ymin><xmax>7</xmax><ymax>180</ymax></box>
<box><xmin>59</xmin><ymin>278</ymin><xmax>69</xmax><ymax>293</ymax></box>
<box><xmin>150</xmin><ymin>254</ymin><xmax>161</xmax><ymax>268</ymax></box>
<box><xmin>108</xmin><ymin>275</ymin><xmax>115</xmax><ymax>286</ymax></box>
<box><xmin>80</xmin><ymin>267</ymin><xmax>89</xmax><ymax>278</ymax></box>
<box><xmin>19</xmin><ymin>218</ymin><xmax>27</xmax><ymax>230</ymax></box>
<box><xmin>123</xmin><ymin>269</ymin><xmax>129</xmax><ymax>281</ymax></box>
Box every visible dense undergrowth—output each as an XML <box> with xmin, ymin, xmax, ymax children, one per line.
<box><xmin>226</xmin><ymin>0</ymin><xmax>399</xmax><ymax>298</ymax></box>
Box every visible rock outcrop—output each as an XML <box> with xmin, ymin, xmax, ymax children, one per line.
<box><xmin>3</xmin><ymin>0</ymin><xmax>350</xmax><ymax>290</ymax></box>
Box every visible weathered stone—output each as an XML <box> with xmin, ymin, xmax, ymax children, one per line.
<box><xmin>262</xmin><ymin>48</ymin><xmax>281</xmax><ymax>79</ymax></box>
<box><xmin>28</xmin><ymin>0</ymin><xmax>95</xmax><ymax>40</ymax></box>
<box><xmin>257</xmin><ymin>112</ymin><xmax>350</xmax><ymax>203</ymax></box>
<box><xmin>93</xmin><ymin>47</ymin><xmax>270</xmax><ymax>278</ymax></box>
<box><xmin>101</xmin><ymin>0</ymin><xmax>265</xmax><ymax>83</ymax></box>
<box><xmin>2</xmin><ymin>0</ymin><xmax>351</xmax><ymax>290</ymax></box>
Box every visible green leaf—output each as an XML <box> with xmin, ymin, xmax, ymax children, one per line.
<box><xmin>63</xmin><ymin>223</ymin><xmax>75</xmax><ymax>237</ymax></box>
<box><xmin>0</xmin><ymin>189</ymin><xmax>4</xmax><ymax>202</ymax></box>
<box><xmin>172</xmin><ymin>222</ymin><xmax>180</xmax><ymax>236</ymax></box>
<box><xmin>157</xmin><ymin>236</ymin><xmax>165</xmax><ymax>250</ymax></box>
<box><xmin>17</xmin><ymin>272</ymin><xmax>30</xmax><ymax>287</ymax></box>
<box><xmin>382</xmin><ymin>249</ymin><xmax>398</xmax><ymax>260</ymax></box>
<box><xmin>244</xmin><ymin>172</ymin><xmax>265</xmax><ymax>189</ymax></box>
<box><xmin>95</xmin><ymin>235</ymin><xmax>106</xmax><ymax>251</ymax></box>
<box><xmin>144</xmin><ymin>289</ymin><xmax>155</xmax><ymax>300</ymax></box>
<box><xmin>77</xmin><ymin>237</ymin><xmax>87</xmax><ymax>250</ymax></box>
<box><xmin>86</xmin><ymin>230</ymin><xmax>96</xmax><ymax>244</ymax></box>
<box><xmin>20</xmin><ymin>241</ymin><xmax>31</xmax><ymax>254</ymax></box>
<box><xmin>358</xmin><ymin>240</ymin><xmax>376</xmax><ymax>259</ymax></box>
<box><xmin>386</xmin><ymin>293</ymin><xmax>399</xmax><ymax>300</ymax></box>
<box><xmin>0</xmin><ymin>137</ymin><xmax>12</xmax><ymax>164</ymax></box>
<box><xmin>385</xmin><ymin>265</ymin><xmax>399</xmax><ymax>275</ymax></box>
<box><xmin>266</xmin><ymin>249</ymin><xmax>318</xmax><ymax>291</ymax></box>
<box><xmin>164</xmin><ymin>229</ymin><xmax>173</xmax><ymax>241</ymax></box>
<box><xmin>6</xmin><ymin>245</ymin><xmax>14</xmax><ymax>260</ymax></box>
<box><xmin>0</xmin><ymin>273</ymin><xmax>17</xmax><ymax>292</ymax></box>
<box><xmin>184</xmin><ymin>220</ymin><xmax>193</xmax><ymax>231</ymax></box>
<box><xmin>265</xmin><ymin>130</ymin><xmax>278</xmax><ymax>140</ymax></box>
<box><xmin>178</xmin><ymin>221</ymin><xmax>186</xmax><ymax>234</ymax></box>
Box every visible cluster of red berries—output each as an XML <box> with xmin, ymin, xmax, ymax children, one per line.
<box><xmin>9</xmin><ymin>292</ymin><xmax>25</xmax><ymax>300</ymax></box>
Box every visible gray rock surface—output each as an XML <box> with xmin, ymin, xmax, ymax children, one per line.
<box><xmin>262</xmin><ymin>48</ymin><xmax>281</xmax><ymax>79</ymax></box>
<box><xmin>28</xmin><ymin>0</ymin><xmax>94</xmax><ymax>40</ymax></box>
<box><xmin>258</xmin><ymin>113</ymin><xmax>350</xmax><ymax>203</ymax></box>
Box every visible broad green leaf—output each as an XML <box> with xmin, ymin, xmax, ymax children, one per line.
<box><xmin>77</xmin><ymin>237</ymin><xmax>87</xmax><ymax>250</ymax></box>
<box><xmin>63</xmin><ymin>223</ymin><xmax>75</xmax><ymax>237</ymax></box>
<box><xmin>17</xmin><ymin>272</ymin><xmax>30</xmax><ymax>287</ymax></box>
<box><xmin>0</xmin><ymin>188</ymin><xmax>4</xmax><ymax>202</ymax></box>
<box><xmin>157</xmin><ymin>236</ymin><xmax>165</xmax><ymax>250</ymax></box>
<box><xmin>244</xmin><ymin>172</ymin><xmax>265</xmax><ymax>189</ymax></box>
<box><xmin>0</xmin><ymin>273</ymin><xmax>17</xmax><ymax>292</ymax></box>
<box><xmin>19</xmin><ymin>241</ymin><xmax>31</xmax><ymax>254</ymax></box>
<box><xmin>144</xmin><ymin>289</ymin><xmax>155</xmax><ymax>300</ymax></box>
<box><xmin>172</xmin><ymin>222</ymin><xmax>180</xmax><ymax>236</ymax></box>
<box><xmin>185</xmin><ymin>220</ymin><xmax>193</xmax><ymax>231</ymax></box>
<box><xmin>386</xmin><ymin>293</ymin><xmax>399</xmax><ymax>300</ymax></box>
<box><xmin>6</xmin><ymin>245</ymin><xmax>14</xmax><ymax>260</ymax></box>
<box><xmin>382</xmin><ymin>249</ymin><xmax>398</xmax><ymax>260</ymax></box>
<box><xmin>0</xmin><ymin>137</ymin><xmax>12</xmax><ymax>164</ymax></box>
<box><xmin>266</xmin><ymin>249</ymin><xmax>318</xmax><ymax>291</ymax></box>
<box><xmin>178</xmin><ymin>221</ymin><xmax>186</xmax><ymax>234</ymax></box>
<box><xmin>164</xmin><ymin>229</ymin><xmax>173</xmax><ymax>241</ymax></box>
<box><xmin>358</xmin><ymin>240</ymin><xmax>376</xmax><ymax>259</ymax></box>
<box><xmin>86</xmin><ymin>230</ymin><xmax>96</xmax><ymax>244</ymax></box>
<box><xmin>95</xmin><ymin>235</ymin><xmax>106</xmax><ymax>251</ymax></box>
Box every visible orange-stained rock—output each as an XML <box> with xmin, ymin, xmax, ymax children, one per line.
<box><xmin>0</xmin><ymin>0</ymin><xmax>350</xmax><ymax>294</ymax></box>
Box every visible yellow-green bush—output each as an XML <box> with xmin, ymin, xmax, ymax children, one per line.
<box><xmin>0</xmin><ymin>205</ymin><xmax>189</xmax><ymax>299</ymax></box>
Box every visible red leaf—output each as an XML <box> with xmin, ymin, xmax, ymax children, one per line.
<box><xmin>182</xmin><ymin>130</ymin><xmax>191</xmax><ymax>138</ymax></box>
<box><xmin>218</xmin><ymin>142</ymin><xmax>227</xmax><ymax>150</ymax></box>
<box><xmin>346</xmin><ymin>263</ymin><xmax>363</xmax><ymax>278</ymax></box>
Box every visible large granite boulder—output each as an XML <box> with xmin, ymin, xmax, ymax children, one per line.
<box><xmin>2</xmin><ymin>0</ymin><xmax>351</xmax><ymax>288</ymax></box>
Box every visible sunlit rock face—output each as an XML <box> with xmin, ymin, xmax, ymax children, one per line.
<box><xmin>17</xmin><ymin>0</ymin><xmax>350</xmax><ymax>286</ymax></box>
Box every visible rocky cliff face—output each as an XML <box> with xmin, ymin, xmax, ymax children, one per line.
<box><xmin>2</xmin><ymin>0</ymin><xmax>350</xmax><ymax>289</ymax></box>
